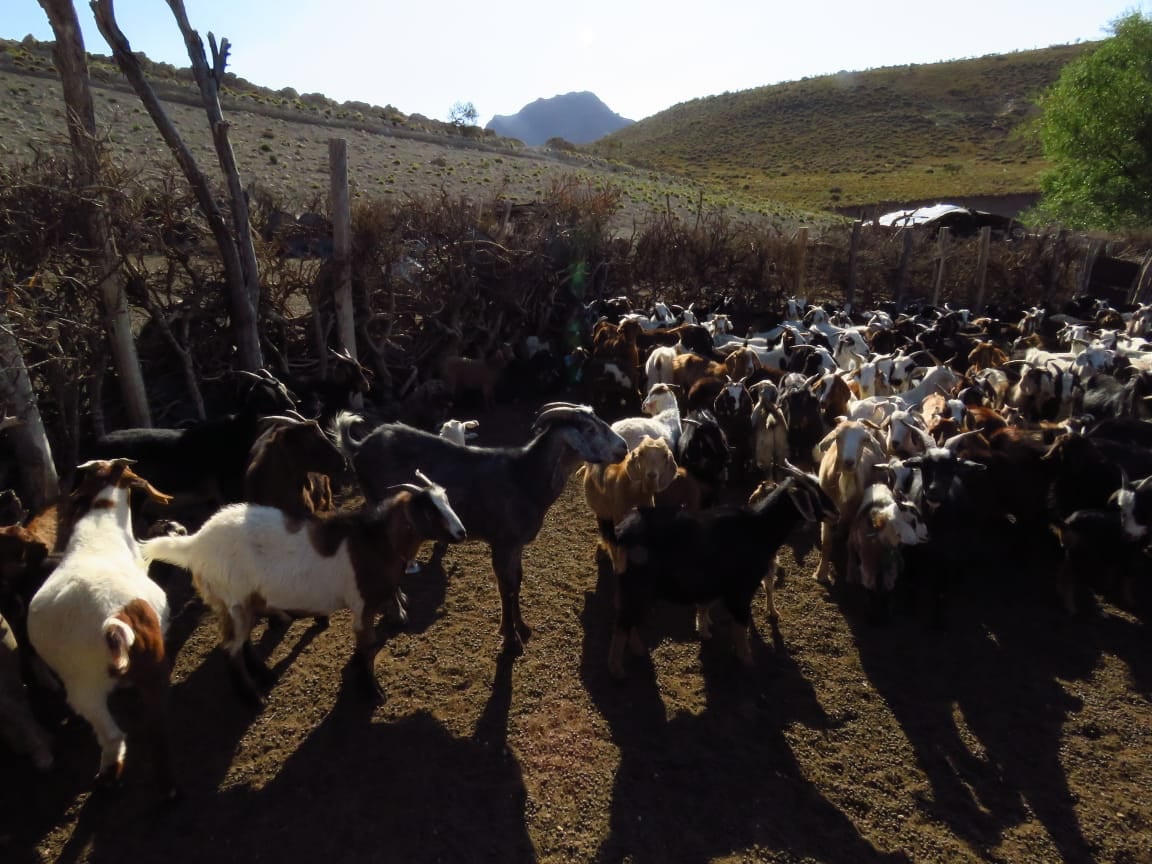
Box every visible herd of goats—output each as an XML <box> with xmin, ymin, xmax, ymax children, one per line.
<box><xmin>2</xmin><ymin>289</ymin><xmax>1152</xmax><ymax>804</ymax></box>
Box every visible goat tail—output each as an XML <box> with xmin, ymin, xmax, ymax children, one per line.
<box><xmin>331</xmin><ymin>410</ymin><xmax>369</xmax><ymax>460</ymax></box>
<box><xmin>102</xmin><ymin>616</ymin><xmax>135</xmax><ymax>676</ymax></box>
<box><xmin>139</xmin><ymin>534</ymin><xmax>197</xmax><ymax>571</ymax></box>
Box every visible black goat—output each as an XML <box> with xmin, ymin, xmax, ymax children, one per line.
<box><xmin>609</xmin><ymin>465</ymin><xmax>837</xmax><ymax>678</ymax></box>
<box><xmin>676</xmin><ymin>409</ymin><xmax>731</xmax><ymax>508</ymax></box>
<box><xmin>900</xmin><ymin>445</ymin><xmax>988</xmax><ymax>621</ymax></box>
<box><xmin>1079</xmin><ymin>371</ymin><xmax>1152</xmax><ymax>421</ymax></box>
<box><xmin>333</xmin><ymin>403</ymin><xmax>628</xmax><ymax>655</ymax></box>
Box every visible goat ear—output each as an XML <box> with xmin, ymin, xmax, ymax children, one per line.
<box><xmin>816</xmin><ymin>429</ymin><xmax>838</xmax><ymax>453</ymax></box>
<box><xmin>126</xmin><ymin>470</ymin><xmax>173</xmax><ymax>505</ymax></box>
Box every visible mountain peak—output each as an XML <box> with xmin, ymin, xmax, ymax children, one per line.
<box><xmin>486</xmin><ymin>92</ymin><xmax>633</xmax><ymax>146</ymax></box>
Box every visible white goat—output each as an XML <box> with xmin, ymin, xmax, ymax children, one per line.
<box><xmin>27</xmin><ymin>459</ymin><xmax>177</xmax><ymax>798</ymax></box>
<box><xmin>612</xmin><ymin>382</ymin><xmax>683</xmax><ymax>451</ymax></box>
<box><xmin>644</xmin><ymin>345</ymin><xmax>679</xmax><ymax>388</ymax></box>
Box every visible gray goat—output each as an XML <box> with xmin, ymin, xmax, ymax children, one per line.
<box><xmin>333</xmin><ymin>403</ymin><xmax>628</xmax><ymax>654</ymax></box>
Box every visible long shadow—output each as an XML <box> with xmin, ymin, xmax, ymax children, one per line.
<box><xmin>580</xmin><ymin>567</ymin><xmax>907</xmax><ymax>864</ymax></box>
<box><xmin>45</xmin><ymin>652</ymin><xmax>535</xmax><ymax>864</ymax></box>
<box><xmin>840</xmin><ymin>555</ymin><xmax>1102</xmax><ymax>863</ymax></box>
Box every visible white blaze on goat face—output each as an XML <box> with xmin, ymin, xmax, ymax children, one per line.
<box><xmin>603</xmin><ymin>362</ymin><xmax>633</xmax><ymax>390</ymax></box>
<box><xmin>427</xmin><ymin>487</ymin><xmax>467</xmax><ymax>540</ymax></box>
<box><xmin>1116</xmin><ymin>489</ymin><xmax>1147</xmax><ymax>540</ymax></box>
<box><xmin>722</xmin><ymin>381</ymin><xmax>746</xmax><ymax>409</ymax></box>
<box><xmin>642</xmin><ymin>383</ymin><xmax>679</xmax><ymax>416</ymax></box>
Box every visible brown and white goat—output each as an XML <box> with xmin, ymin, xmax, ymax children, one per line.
<box><xmin>845</xmin><ymin>483</ymin><xmax>929</xmax><ymax>597</ymax></box>
<box><xmin>27</xmin><ymin>460</ymin><xmax>176</xmax><ymax>798</ymax></box>
<box><xmin>243</xmin><ymin>416</ymin><xmax>347</xmax><ymax>518</ymax></box>
<box><xmin>811</xmin><ymin>419</ymin><xmax>888</xmax><ymax>584</ymax></box>
<box><xmin>141</xmin><ymin>472</ymin><xmax>467</xmax><ymax>704</ymax></box>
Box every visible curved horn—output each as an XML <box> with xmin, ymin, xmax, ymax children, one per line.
<box><xmin>942</xmin><ymin>428</ymin><xmax>984</xmax><ymax>453</ymax></box>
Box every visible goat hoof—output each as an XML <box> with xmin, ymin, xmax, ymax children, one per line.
<box><xmin>93</xmin><ymin>766</ymin><xmax>124</xmax><ymax>794</ymax></box>
<box><xmin>312</xmin><ymin>616</ymin><xmax>330</xmax><ymax>631</ymax></box>
<box><xmin>500</xmin><ymin>635</ymin><xmax>525</xmax><ymax>657</ymax></box>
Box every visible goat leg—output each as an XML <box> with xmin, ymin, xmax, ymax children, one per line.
<box><xmin>353</xmin><ymin>610</ymin><xmax>385</xmax><ymax>703</ymax></box>
<box><xmin>608</xmin><ymin>626</ymin><xmax>629</xmax><ymax>679</ymax></box>
<box><xmin>226</xmin><ymin>642</ymin><xmax>270</xmax><ymax>707</ymax></box>
<box><xmin>492</xmin><ymin>544</ymin><xmax>530</xmax><ymax>655</ymax></box>
<box><xmin>138</xmin><ymin>666</ymin><xmax>180</xmax><ymax>803</ymax></box>
<box><xmin>695</xmin><ymin>604</ymin><xmax>714</xmax><ymax>639</ymax></box>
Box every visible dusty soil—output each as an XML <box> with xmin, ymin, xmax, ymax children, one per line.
<box><xmin>3</xmin><ymin>397</ymin><xmax>1151</xmax><ymax>864</ymax></box>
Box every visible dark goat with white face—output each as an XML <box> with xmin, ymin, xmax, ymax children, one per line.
<box><xmin>333</xmin><ymin>403</ymin><xmax>628</xmax><ymax>655</ymax></box>
<box><xmin>1054</xmin><ymin>473</ymin><xmax>1152</xmax><ymax>612</ymax></box>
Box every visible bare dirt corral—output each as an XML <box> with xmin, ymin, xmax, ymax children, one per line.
<box><xmin>3</xmin><ymin>399</ymin><xmax>1152</xmax><ymax>864</ymax></box>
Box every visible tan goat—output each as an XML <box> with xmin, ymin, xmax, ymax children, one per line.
<box><xmin>583</xmin><ymin>436</ymin><xmax>678</xmax><ymax>572</ymax></box>
<box><xmin>811</xmin><ymin>419</ymin><xmax>888</xmax><ymax>584</ymax></box>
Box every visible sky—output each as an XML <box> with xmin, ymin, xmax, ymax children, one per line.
<box><xmin>5</xmin><ymin>1</ymin><xmax>1147</xmax><ymax>126</ymax></box>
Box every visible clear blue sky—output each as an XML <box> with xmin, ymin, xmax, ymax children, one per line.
<box><xmin>5</xmin><ymin>1</ymin><xmax>1146</xmax><ymax>125</ymax></box>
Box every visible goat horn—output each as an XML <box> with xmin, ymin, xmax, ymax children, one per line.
<box><xmin>942</xmin><ymin>428</ymin><xmax>984</xmax><ymax>453</ymax></box>
<box><xmin>414</xmin><ymin>469</ymin><xmax>440</xmax><ymax>488</ymax></box>
<box><xmin>389</xmin><ymin>483</ymin><xmax>424</xmax><ymax>494</ymax></box>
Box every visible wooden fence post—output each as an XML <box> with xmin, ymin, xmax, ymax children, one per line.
<box><xmin>795</xmin><ymin>226</ymin><xmax>809</xmax><ymax>299</ymax></box>
<box><xmin>894</xmin><ymin>228</ymin><xmax>914</xmax><ymax>309</ymax></box>
<box><xmin>1078</xmin><ymin>239</ymin><xmax>1102</xmax><ymax>297</ymax></box>
<box><xmin>845</xmin><ymin>220</ymin><xmax>861</xmax><ymax>311</ymax></box>
<box><xmin>973</xmin><ymin>225</ymin><xmax>992</xmax><ymax>314</ymax></box>
<box><xmin>329</xmin><ymin>138</ymin><xmax>361</xmax><ymax>409</ymax></box>
<box><xmin>1131</xmin><ymin>249</ymin><xmax>1152</xmax><ymax>305</ymax></box>
<box><xmin>1044</xmin><ymin>229</ymin><xmax>1067</xmax><ymax>304</ymax></box>
<box><xmin>932</xmin><ymin>227</ymin><xmax>950</xmax><ymax>306</ymax></box>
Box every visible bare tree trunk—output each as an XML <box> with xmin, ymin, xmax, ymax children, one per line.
<box><xmin>328</xmin><ymin>138</ymin><xmax>362</xmax><ymax>409</ymax></box>
<box><xmin>39</xmin><ymin>0</ymin><xmax>151</xmax><ymax>428</ymax></box>
<box><xmin>91</xmin><ymin>0</ymin><xmax>263</xmax><ymax>372</ymax></box>
<box><xmin>0</xmin><ymin>312</ymin><xmax>60</xmax><ymax>511</ymax></box>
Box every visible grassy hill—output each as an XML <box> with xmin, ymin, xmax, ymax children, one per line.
<box><xmin>0</xmin><ymin>36</ymin><xmax>1096</xmax><ymax>223</ymax></box>
<box><xmin>0</xmin><ymin>36</ymin><xmax>806</xmax><ymax>232</ymax></box>
<box><xmin>591</xmin><ymin>44</ymin><xmax>1094</xmax><ymax>211</ymax></box>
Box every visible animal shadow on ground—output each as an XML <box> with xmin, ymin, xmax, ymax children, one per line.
<box><xmin>579</xmin><ymin>563</ymin><xmax>910</xmax><ymax>864</ymax></box>
<box><xmin>35</xmin><ymin>649</ymin><xmax>534</xmax><ymax>864</ymax></box>
<box><xmin>837</xmin><ymin>555</ymin><xmax>1123</xmax><ymax>863</ymax></box>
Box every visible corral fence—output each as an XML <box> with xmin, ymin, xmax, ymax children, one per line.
<box><xmin>2</xmin><ymin>147</ymin><xmax>1151</xmax><ymax>466</ymax></box>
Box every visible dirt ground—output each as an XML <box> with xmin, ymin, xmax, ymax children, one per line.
<box><xmin>3</xmin><ymin>398</ymin><xmax>1152</xmax><ymax>864</ymax></box>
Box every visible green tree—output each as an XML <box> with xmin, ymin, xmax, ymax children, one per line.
<box><xmin>449</xmin><ymin>100</ymin><xmax>478</xmax><ymax>127</ymax></box>
<box><xmin>1031</xmin><ymin>13</ymin><xmax>1152</xmax><ymax>229</ymax></box>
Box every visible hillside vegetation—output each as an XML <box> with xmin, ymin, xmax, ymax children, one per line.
<box><xmin>0</xmin><ymin>37</ymin><xmax>811</xmax><ymax>231</ymax></box>
<box><xmin>592</xmin><ymin>44</ymin><xmax>1094</xmax><ymax>211</ymax></box>
<box><xmin>0</xmin><ymin>34</ymin><xmax>1097</xmax><ymax>221</ymax></box>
